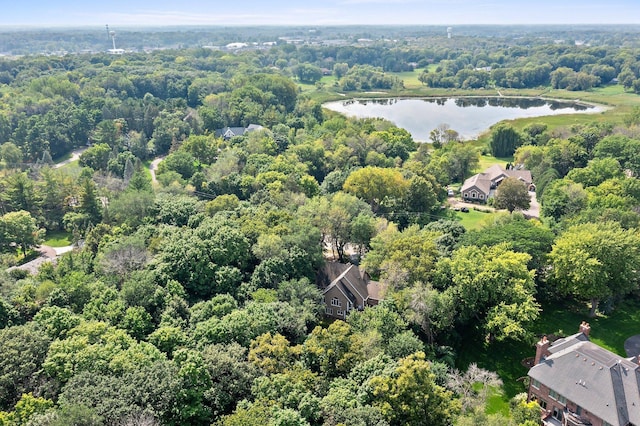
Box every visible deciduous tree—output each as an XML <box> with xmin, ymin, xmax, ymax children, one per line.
<box><xmin>489</xmin><ymin>124</ymin><xmax>523</xmax><ymax>157</ymax></box>
<box><xmin>493</xmin><ymin>177</ymin><xmax>531</xmax><ymax>213</ymax></box>
<box><xmin>548</xmin><ymin>222</ymin><xmax>640</xmax><ymax>316</ymax></box>
<box><xmin>370</xmin><ymin>352</ymin><xmax>459</xmax><ymax>426</ymax></box>
<box><xmin>343</xmin><ymin>167</ymin><xmax>408</xmax><ymax>213</ymax></box>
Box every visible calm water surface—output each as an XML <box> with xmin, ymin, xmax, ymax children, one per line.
<box><xmin>323</xmin><ymin>97</ymin><xmax>602</xmax><ymax>141</ymax></box>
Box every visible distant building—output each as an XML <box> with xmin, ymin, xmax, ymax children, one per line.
<box><xmin>528</xmin><ymin>322</ymin><xmax>640</xmax><ymax>426</ymax></box>
<box><xmin>225</xmin><ymin>42</ymin><xmax>248</xmax><ymax>50</ymax></box>
<box><xmin>214</xmin><ymin>124</ymin><xmax>264</xmax><ymax>140</ymax></box>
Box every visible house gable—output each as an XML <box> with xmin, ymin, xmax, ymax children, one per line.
<box><xmin>318</xmin><ymin>262</ymin><xmax>385</xmax><ymax>318</ymax></box>
<box><xmin>215</xmin><ymin>124</ymin><xmax>264</xmax><ymax>140</ymax></box>
<box><xmin>323</xmin><ymin>285</ymin><xmax>350</xmax><ymax>319</ymax></box>
<box><xmin>461</xmin><ymin>165</ymin><xmax>533</xmax><ymax>202</ymax></box>
<box><xmin>461</xmin><ymin>174</ymin><xmax>491</xmax><ymax>201</ymax></box>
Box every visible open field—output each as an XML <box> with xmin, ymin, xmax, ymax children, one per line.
<box><xmin>476</xmin><ymin>154</ymin><xmax>512</xmax><ymax>171</ymax></box>
<box><xmin>392</xmin><ymin>68</ymin><xmax>424</xmax><ymax>89</ymax></box>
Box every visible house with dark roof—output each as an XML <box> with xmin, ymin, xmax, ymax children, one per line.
<box><xmin>214</xmin><ymin>124</ymin><xmax>264</xmax><ymax>140</ymax></box>
<box><xmin>460</xmin><ymin>164</ymin><xmax>534</xmax><ymax>203</ymax></box>
<box><xmin>528</xmin><ymin>322</ymin><xmax>640</xmax><ymax>426</ymax></box>
<box><xmin>316</xmin><ymin>263</ymin><xmax>385</xmax><ymax>320</ymax></box>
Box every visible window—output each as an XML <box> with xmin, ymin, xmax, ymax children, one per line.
<box><xmin>347</xmin><ymin>301</ymin><xmax>353</xmax><ymax>311</ymax></box>
<box><xmin>331</xmin><ymin>298</ymin><xmax>341</xmax><ymax>307</ymax></box>
<box><xmin>552</xmin><ymin>407</ymin><xmax>562</xmax><ymax>420</ymax></box>
<box><xmin>472</xmin><ymin>192</ymin><xmax>477</xmax><ymax>198</ymax></box>
<box><xmin>549</xmin><ymin>390</ymin><xmax>566</xmax><ymax>405</ymax></box>
<box><xmin>325</xmin><ymin>307</ymin><xmax>333</xmax><ymax>315</ymax></box>
<box><xmin>539</xmin><ymin>399</ymin><xmax>547</xmax><ymax>409</ymax></box>
<box><xmin>531</xmin><ymin>379</ymin><xmax>540</xmax><ymax>389</ymax></box>
<box><xmin>464</xmin><ymin>193</ymin><xmax>469</xmax><ymax>198</ymax></box>
<box><xmin>479</xmin><ymin>194</ymin><xmax>484</xmax><ymax>199</ymax></box>
<box><xmin>575</xmin><ymin>406</ymin><xmax>582</xmax><ymax>416</ymax></box>
<box><xmin>336</xmin><ymin>309</ymin><xmax>344</xmax><ymax>317</ymax></box>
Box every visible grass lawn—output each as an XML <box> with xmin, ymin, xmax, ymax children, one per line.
<box><xmin>58</xmin><ymin>159</ymin><xmax>82</xmax><ymax>177</ymax></box>
<box><xmin>456</xmin><ymin>297</ymin><xmax>640</xmax><ymax>413</ymax></box>
<box><xmin>52</xmin><ymin>150</ymin><xmax>75</xmax><ymax>163</ymax></box>
<box><xmin>299</xmin><ymin>76</ymin><xmax>338</xmax><ymax>94</ymax></box>
<box><xmin>484</xmin><ymin>385</ymin><xmax>509</xmax><ymax>416</ymax></box>
<box><xmin>392</xmin><ymin>69</ymin><xmax>424</xmax><ymax>89</ymax></box>
<box><xmin>476</xmin><ymin>154</ymin><xmax>512</xmax><ymax>172</ymax></box>
<box><xmin>454</xmin><ymin>208</ymin><xmax>493</xmax><ymax>230</ymax></box>
<box><xmin>43</xmin><ymin>230</ymin><xmax>72</xmax><ymax>247</ymax></box>
<box><xmin>532</xmin><ymin>298</ymin><xmax>640</xmax><ymax>356</ymax></box>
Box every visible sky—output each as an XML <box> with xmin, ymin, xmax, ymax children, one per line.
<box><xmin>2</xmin><ymin>0</ymin><xmax>640</xmax><ymax>27</ymax></box>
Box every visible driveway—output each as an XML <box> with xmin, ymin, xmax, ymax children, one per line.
<box><xmin>54</xmin><ymin>147</ymin><xmax>87</xmax><ymax>168</ymax></box>
<box><xmin>447</xmin><ymin>190</ymin><xmax>539</xmax><ymax>218</ymax></box>
<box><xmin>624</xmin><ymin>334</ymin><xmax>640</xmax><ymax>358</ymax></box>
<box><xmin>521</xmin><ymin>191</ymin><xmax>540</xmax><ymax>218</ymax></box>
<box><xmin>6</xmin><ymin>244</ymin><xmax>74</xmax><ymax>275</ymax></box>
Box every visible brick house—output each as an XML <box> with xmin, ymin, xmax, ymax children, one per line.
<box><xmin>527</xmin><ymin>322</ymin><xmax>640</xmax><ymax>426</ymax></box>
<box><xmin>316</xmin><ymin>262</ymin><xmax>385</xmax><ymax>320</ymax></box>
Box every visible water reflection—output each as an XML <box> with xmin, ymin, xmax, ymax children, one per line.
<box><xmin>324</xmin><ymin>97</ymin><xmax>599</xmax><ymax>141</ymax></box>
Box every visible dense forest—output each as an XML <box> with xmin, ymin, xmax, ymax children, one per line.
<box><xmin>1</xmin><ymin>26</ymin><xmax>640</xmax><ymax>425</ymax></box>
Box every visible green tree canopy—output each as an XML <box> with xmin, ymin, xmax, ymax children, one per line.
<box><xmin>548</xmin><ymin>222</ymin><xmax>640</xmax><ymax>316</ymax></box>
<box><xmin>489</xmin><ymin>124</ymin><xmax>523</xmax><ymax>157</ymax></box>
<box><xmin>493</xmin><ymin>177</ymin><xmax>531</xmax><ymax>213</ymax></box>
<box><xmin>343</xmin><ymin>167</ymin><xmax>408</xmax><ymax>213</ymax></box>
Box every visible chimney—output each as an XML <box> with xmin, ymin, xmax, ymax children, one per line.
<box><xmin>579</xmin><ymin>321</ymin><xmax>591</xmax><ymax>338</ymax></box>
<box><xmin>534</xmin><ymin>335</ymin><xmax>551</xmax><ymax>365</ymax></box>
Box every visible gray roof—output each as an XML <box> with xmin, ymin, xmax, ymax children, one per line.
<box><xmin>461</xmin><ymin>165</ymin><xmax>533</xmax><ymax>195</ymax></box>
<box><xmin>214</xmin><ymin>124</ymin><xmax>264</xmax><ymax>139</ymax></box>
<box><xmin>461</xmin><ymin>173</ymin><xmax>492</xmax><ymax>195</ymax></box>
<box><xmin>318</xmin><ymin>263</ymin><xmax>383</xmax><ymax>306</ymax></box>
<box><xmin>529</xmin><ymin>333</ymin><xmax>640</xmax><ymax>426</ymax></box>
<box><xmin>506</xmin><ymin>169</ymin><xmax>533</xmax><ymax>185</ymax></box>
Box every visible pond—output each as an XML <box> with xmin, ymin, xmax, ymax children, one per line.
<box><xmin>323</xmin><ymin>97</ymin><xmax>603</xmax><ymax>141</ymax></box>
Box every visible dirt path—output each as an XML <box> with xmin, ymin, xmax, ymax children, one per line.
<box><xmin>54</xmin><ymin>147</ymin><xmax>88</xmax><ymax>169</ymax></box>
<box><xmin>149</xmin><ymin>156</ymin><xmax>164</xmax><ymax>183</ymax></box>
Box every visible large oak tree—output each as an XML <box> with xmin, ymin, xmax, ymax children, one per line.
<box><xmin>548</xmin><ymin>222</ymin><xmax>640</xmax><ymax>317</ymax></box>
